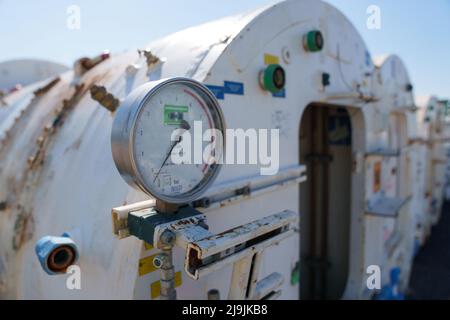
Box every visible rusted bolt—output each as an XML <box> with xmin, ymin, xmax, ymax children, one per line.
<box><xmin>74</xmin><ymin>50</ymin><xmax>110</xmax><ymax>76</ymax></box>
<box><xmin>90</xmin><ymin>85</ymin><xmax>120</xmax><ymax>112</ymax></box>
<box><xmin>139</xmin><ymin>49</ymin><xmax>160</xmax><ymax>66</ymax></box>
<box><xmin>90</xmin><ymin>85</ymin><xmax>106</xmax><ymax>101</ymax></box>
<box><xmin>159</xmin><ymin>230</ymin><xmax>176</xmax><ymax>246</ymax></box>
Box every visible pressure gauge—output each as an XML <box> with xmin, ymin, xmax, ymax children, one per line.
<box><xmin>111</xmin><ymin>78</ymin><xmax>225</xmax><ymax>204</ymax></box>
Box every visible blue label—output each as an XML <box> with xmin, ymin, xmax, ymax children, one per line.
<box><xmin>272</xmin><ymin>88</ymin><xmax>286</xmax><ymax>98</ymax></box>
<box><xmin>205</xmin><ymin>85</ymin><xmax>225</xmax><ymax>100</ymax></box>
<box><xmin>223</xmin><ymin>81</ymin><xmax>244</xmax><ymax>95</ymax></box>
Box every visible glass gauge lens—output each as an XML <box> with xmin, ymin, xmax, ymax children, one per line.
<box><xmin>111</xmin><ymin>78</ymin><xmax>225</xmax><ymax>204</ymax></box>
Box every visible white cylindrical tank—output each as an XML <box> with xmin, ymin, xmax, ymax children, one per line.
<box><xmin>372</xmin><ymin>55</ymin><xmax>417</xmax><ymax>290</ymax></box>
<box><xmin>415</xmin><ymin>96</ymin><xmax>448</xmax><ymax>230</ymax></box>
<box><xmin>0</xmin><ymin>59</ymin><xmax>69</xmax><ymax>92</ymax></box>
<box><xmin>0</xmin><ymin>0</ymin><xmax>446</xmax><ymax>300</ymax></box>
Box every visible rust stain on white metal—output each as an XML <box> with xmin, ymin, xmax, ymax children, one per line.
<box><xmin>184</xmin><ymin>211</ymin><xmax>297</xmax><ymax>280</ymax></box>
<box><xmin>0</xmin><ymin>0</ymin><xmax>447</xmax><ymax>300</ymax></box>
<box><xmin>190</xmin><ymin>210</ymin><xmax>296</xmax><ymax>258</ymax></box>
<box><xmin>0</xmin><ymin>66</ymin><xmax>116</xmax><ymax>255</ymax></box>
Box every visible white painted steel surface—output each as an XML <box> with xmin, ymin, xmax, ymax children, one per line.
<box><xmin>0</xmin><ymin>0</ymin><xmax>448</xmax><ymax>300</ymax></box>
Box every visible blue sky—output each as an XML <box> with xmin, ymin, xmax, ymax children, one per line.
<box><xmin>0</xmin><ymin>0</ymin><xmax>448</xmax><ymax>98</ymax></box>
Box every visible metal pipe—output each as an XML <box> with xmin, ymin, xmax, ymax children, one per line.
<box><xmin>153</xmin><ymin>249</ymin><xmax>177</xmax><ymax>300</ymax></box>
<box><xmin>153</xmin><ymin>229</ymin><xmax>177</xmax><ymax>300</ymax></box>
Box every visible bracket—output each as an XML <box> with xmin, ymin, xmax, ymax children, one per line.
<box><xmin>111</xmin><ymin>201</ymin><xmax>298</xmax><ymax>300</ymax></box>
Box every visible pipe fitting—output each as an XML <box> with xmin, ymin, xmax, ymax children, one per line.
<box><xmin>159</xmin><ymin>229</ymin><xmax>176</xmax><ymax>247</ymax></box>
<box><xmin>35</xmin><ymin>235</ymin><xmax>79</xmax><ymax>275</ymax></box>
<box><xmin>153</xmin><ymin>253</ymin><xmax>169</xmax><ymax>269</ymax></box>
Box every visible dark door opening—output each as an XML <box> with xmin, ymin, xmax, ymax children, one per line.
<box><xmin>299</xmin><ymin>104</ymin><xmax>352</xmax><ymax>300</ymax></box>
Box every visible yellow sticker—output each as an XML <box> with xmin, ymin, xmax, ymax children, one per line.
<box><xmin>264</xmin><ymin>54</ymin><xmax>280</xmax><ymax>65</ymax></box>
<box><xmin>144</xmin><ymin>242</ymin><xmax>153</xmax><ymax>251</ymax></box>
<box><xmin>150</xmin><ymin>271</ymin><xmax>183</xmax><ymax>299</ymax></box>
<box><xmin>138</xmin><ymin>254</ymin><xmax>158</xmax><ymax>276</ymax></box>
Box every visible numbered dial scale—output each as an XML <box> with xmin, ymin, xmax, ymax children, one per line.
<box><xmin>111</xmin><ymin>78</ymin><xmax>225</xmax><ymax>204</ymax></box>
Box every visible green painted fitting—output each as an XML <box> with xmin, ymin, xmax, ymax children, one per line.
<box><xmin>303</xmin><ymin>30</ymin><xmax>324</xmax><ymax>52</ymax></box>
<box><xmin>260</xmin><ymin>64</ymin><xmax>286</xmax><ymax>93</ymax></box>
<box><xmin>291</xmin><ymin>262</ymin><xmax>300</xmax><ymax>285</ymax></box>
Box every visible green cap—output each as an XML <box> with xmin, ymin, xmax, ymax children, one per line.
<box><xmin>304</xmin><ymin>30</ymin><xmax>324</xmax><ymax>52</ymax></box>
<box><xmin>261</xmin><ymin>64</ymin><xmax>286</xmax><ymax>93</ymax></box>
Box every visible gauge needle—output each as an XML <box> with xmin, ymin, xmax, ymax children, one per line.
<box><xmin>179</xmin><ymin>119</ymin><xmax>191</xmax><ymax>131</ymax></box>
<box><xmin>153</xmin><ymin>120</ymin><xmax>191</xmax><ymax>183</ymax></box>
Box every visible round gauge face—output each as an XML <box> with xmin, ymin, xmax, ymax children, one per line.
<box><xmin>112</xmin><ymin>78</ymin><xmax>225</xmax><ymax>204</ymax></box>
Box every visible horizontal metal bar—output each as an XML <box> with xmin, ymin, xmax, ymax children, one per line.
<box><xmin>324</xmin><ymin>92</ymin><xmax>379</xmax><ymax>103</ymax></box>
<box><xmin>194</xmin><ymin>165</ymin><xmax>307</xmax><ymax>210</ymax></box>
<box><xmin>365</xmin><ymin>196</ymin><xmax>411</xmax><ymax>218</ymax></box>
<box><xmin>390</xmin><ymin>106</ymin><xmax>418</xmax><ymax>114</ymax></box>
<box><xmin>186</xmin><ymin>214</ymin><xmax>297</xmax><ymax>280</ymax></box>
<box><xmin>187</xmin><ymin>230</ymin><xmax>294</xmax><ymax>280</ymax></box>
<box><xmin>365</xmin><ymin>148</ymin><xmax>400</xmax><ymax>157</ymax></box>
<box><xmin>111</xmin><ymin>200</ymin><xmax>155</xmax><ymax>239</ymax></box>
<box><xmin>188</xmin><ymin>210</ymin><xmax>296</xmax><ymax>259</ymax></box>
